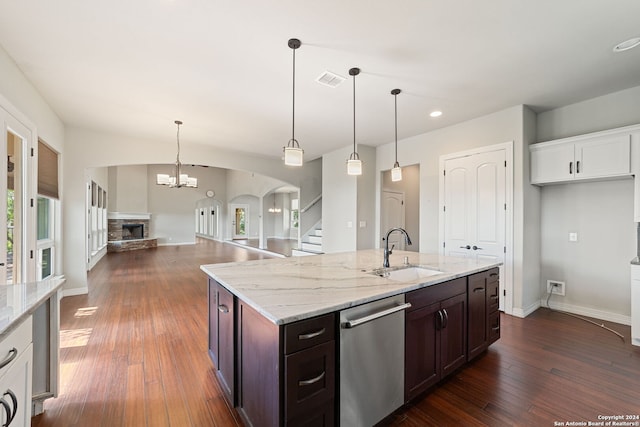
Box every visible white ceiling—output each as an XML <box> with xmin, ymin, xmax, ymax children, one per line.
<box><xmin>1</xmin><ymin>0</ymin><xmax>639</xmax><ymax>162</ymax></box>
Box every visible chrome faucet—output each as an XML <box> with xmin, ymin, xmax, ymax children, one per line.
<box><xmin>383</xmin><ymin>227</ymin><xmax>412</xmax><ymax>268</ymax></box>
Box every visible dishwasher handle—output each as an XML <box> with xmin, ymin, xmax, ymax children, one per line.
<box><xmin>342</xmin><ymin>302</ymin><xmax>412</xmax><ymax>329</ymax></box>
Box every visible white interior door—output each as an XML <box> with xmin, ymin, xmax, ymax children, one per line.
<box><xmin>381</xmin><ymin>191</ymin><xmax>405</xmax><ymax>250</ymax></box>
<box><xmin>443</xmin><ymin>149</ymin><xmax>506</xmax><ymax>305</ymax></box>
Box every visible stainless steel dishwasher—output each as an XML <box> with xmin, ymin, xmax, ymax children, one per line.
<box><xmin>339</xmin><ymin>294</ymin><xmax>411</xmax><ymax>426</ymax></box>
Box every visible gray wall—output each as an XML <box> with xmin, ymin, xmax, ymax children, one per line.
<box><xmin>381</xmin><ymin>164</ymin><xmax>420</xmax><ymax>252</ymax></box>
<box><xmin>535</xmin><ymin>85</ymin><xmax>640</xmax><ymax>322</ymax></box>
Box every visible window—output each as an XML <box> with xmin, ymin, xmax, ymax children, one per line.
<box><xmin>37</xmin><ymin>196</ymin><xmax>55</xmax><ymax>280</ymax></box>
<box><xmin>291</xmin><ymin>199</ymin><xmax>299</xmax><ymax>229</ymax></box>
<box><xmin>89</xmin><ymin>181</ymin><xmax>107</xmax><ymax>254</ymax></box>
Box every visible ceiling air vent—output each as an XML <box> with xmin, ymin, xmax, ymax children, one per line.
<box><xmin>316</xmin><ymin>71</ymin><xmax>346</xmax><ymax>88</ymax></box>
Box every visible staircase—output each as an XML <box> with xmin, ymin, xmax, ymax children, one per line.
<box><xmin>292</xmin><ymin>227</ymin><xmax>324</xmax><ymax>256</ymax></box>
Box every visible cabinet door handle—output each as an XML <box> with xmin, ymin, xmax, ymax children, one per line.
<box><xmin>436</xmin><ymin>310</ymin><xmax>444</xmax><ymax>331</ymax></box>
<box><xmin>298</xmin><ymin>371</ymin><xmax>325</xmax><ymax>387</ymax></box>
<box><xmin>0</xmin><ymin>348</ymin><xmax>17</xmax><ymax>370</ymax></box>
<box><xmin>490</xmin><ymin>295</ymin><xmax>499</xmax><ymax>301</ymax></box>
<box><xmin>473</xmin><ymin>287</ymin><xmax>485</xmax><ymax>293</ymax></box>
<box><xmin>0</xmin><ymin>397</ymin><xmax>11</xmax><ymax>427</ymax></box>
<box><xmin>459</xmin><ymin>245</ymin><xmax>470</xmax><ymax>249</ymax></box>
<box><xmin>298</xmin><ymin>328</ymin><xmax>325</xmax><ymax>341</ymax></box>
<box><xmin>489</xmin><ymin>272</ymin><xmax>498</xmax><ymax>277</ymax></box>
<box><xmin>472</xmin><ymin>245</ymin><xmax>483</xmax><ymax>251</ymax></box>
<box><xmin>492</xmin><ymin>326</ymin><xmax>500</xmax><ymax>332</ymax></box>
<box><xmin>569</xmin><ymin>161</ymin><xmax>573</xmax><ymax>174</ymax></box>
<box><xmin>576</xmin><ymin>160</ymin><xmax>580</xmax><ymax>174</ymax></box>
<box><xmin>442</xmin><ymin>309</ymin><xmax>449</xmax><ymax>329</ymax></box>
<box><xmin>217</xmin><ymin>304</ymin><xmax>229</xmax><ymax>313</ymax></box>
<box><xmin>4</xmin><ymin>390</ymin><xmax>16</xmax><ymax>426</ymax></box>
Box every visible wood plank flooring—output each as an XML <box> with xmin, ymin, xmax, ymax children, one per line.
<box><xmin>32</xmin><ymin>239</ymin><xmax>640</xmax><ymax>426</ymax></box>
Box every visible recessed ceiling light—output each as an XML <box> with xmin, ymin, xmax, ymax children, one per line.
<box><xmin>613</xmin><ymin>37</ymin><xmax>640</xmax><ymax>52</ymax></box>
<box><xmin>430</xmin><ymin>111</ymin><xmax>443</xmax><ymax>118</ymax></box>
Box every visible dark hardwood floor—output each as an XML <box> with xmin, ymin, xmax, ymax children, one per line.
<box><xmin>32</xmin><ymin>239</ymin><xmax>640</xmax><ymax>426</ymax></box>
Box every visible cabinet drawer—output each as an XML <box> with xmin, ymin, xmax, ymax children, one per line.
<box><xmin>285</xmin><ymin>400</ymin><xmax>334</xmax><ymax>427</ymax></box>
<box><xmin>488</xmin><ymin>310</ymin><xmax>500</xmax><ymax>344</ymax></box>
<box><xmin>486</xmin><ymin>268</ymin><xmax>499</xmax><ymax>284</ymax></box>
<box><xmin>285</xmin><ymin>340</ymin><xmax>335</xmax><ymax>421</ymax></box>
<box><xmin>0</xmin><ymin>316</ymin><xmax>33</xmax><ymax>377</ymax></box>
<box><xmin>284</xmin><ymin>313</ymin><xmax>335</xmax><ymax>354</ymax></box>
<box><xmin>487</xmin><ymin>280</ymin><xmax>500</xmax><ymax>313</ymax></box>
<box><xmin>406</xmin><ymin>278</ymin><xmax>466</xmax><ymax>310</ymax></box>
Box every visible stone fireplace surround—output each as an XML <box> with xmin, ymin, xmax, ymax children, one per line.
<box><xmin>107</xmin><ymin>212</ymin><xmax>157</xmax><ymax>252</ymax></box>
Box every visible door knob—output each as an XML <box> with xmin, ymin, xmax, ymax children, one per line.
<box><xmin>472</xmin><ymin>245</ymin><xmax>483</xmax><ymax>250</ymax></box>
<box><xmin>459</xmin><ymin>245</ymin><xmax>471</xmax><ymax>250</ymax></box>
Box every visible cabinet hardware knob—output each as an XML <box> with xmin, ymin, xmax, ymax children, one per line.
<box><xmin>473</xmin><ymin>287</ymin><xmax>485</xmax><ymax>293</ymax></box>
<box><xmin>298</xmin><ymin>371</ymin><xmax>325</xmax><ymax>387</ymax></box>
<box><xmin>298</xmin><ymin>328</ymin><xmax>325</xmax><ymax>340</ymax></box>
<box><xmin>576</xmin><ymin>160</ymin><xmax>580</xmax><ymax>174</ymax></box>
<box><xmin>442</xmin><ymin>309</ymin><xmax>449</xmax><ymax>329</ymax></box>
<box><xmin>0</xmin><ymin>348</ymin><xmax>17</xmax><ymax>370</ymax></box>
<box><xmin>217</xmin><ymin>305</ymin><xmax>229</xmax><ymax>313</ymax></box>
<box><xmin>569</xmin><ymin>161</ymin><xmax>573</xmax><ymax>174</ymax></box>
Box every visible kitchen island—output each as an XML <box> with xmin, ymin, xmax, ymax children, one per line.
<box><xmin>201</xmin><ymin>249</ymin><xmax>501</xmax><ymax>426</ymax></box>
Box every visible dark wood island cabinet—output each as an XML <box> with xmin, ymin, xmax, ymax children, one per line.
<box><xmin>203</xmin><ymin>251</ymin><xmax>501</xmax><ymax>427</ymax></box>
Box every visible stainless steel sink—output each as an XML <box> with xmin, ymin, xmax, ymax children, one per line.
<box><xmin>371</xmin><ymin>266</ymin><xmax>442</xmax><ymax>282</ymax></box>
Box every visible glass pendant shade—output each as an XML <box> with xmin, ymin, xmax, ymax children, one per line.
<box><xmin>284</xmin><ymin>139</ymin><xmax>303</xmax><ymax>166</ymax></box>
<box><xmin>347</xmin><ymin>153</ymin><xmax>362</xmax><ymax>176</ymax></box>
<box><xmin>391</xmin><ymin>162</ymin><xmax>403</xmax><ymax>182</ymax></box>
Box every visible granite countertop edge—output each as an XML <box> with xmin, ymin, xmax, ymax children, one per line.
<box><xmin>0</xmin><ymin>277</ymin><xmax>66</xmax><ymax>338</ymax></box>
<box><xmin>201</xmin><ymin>250</ymin><xmax>502</xmax><ymax>326</ymax></box>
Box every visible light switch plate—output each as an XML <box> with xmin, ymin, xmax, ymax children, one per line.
<box><xmin>569</xmin><ymin>232</ymin><xmax>578</xmax><ymax>242</ymax></box>
<box><xmin>359</xmin><ymin>221</ymin><xmax>366</xmax><ymax>228</ymax></box>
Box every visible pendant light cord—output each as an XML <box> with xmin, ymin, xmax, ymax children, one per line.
<box><xmin>176</xmin><ymin>121</ymin><xmax>181</xmax><ymax>164</ymax></box>
<box><xmin>292</xmin><ymin>44</ymin><xmax>296</xmax><ymax>142</ymax></box>
<box><xmin>394</xmin><ymin>93</ymin><xmax>398</xmax><ymax>163</ymax></box>
<box><xmin>352</xmin><ymin>71</ymin><xmax>356</xmax><ymax>155</ymax></box>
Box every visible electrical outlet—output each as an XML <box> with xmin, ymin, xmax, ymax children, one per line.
<box><xmin>546</xmin><ymin>280</ymin><xmax>566</xmax><ymax>296</ymax></box>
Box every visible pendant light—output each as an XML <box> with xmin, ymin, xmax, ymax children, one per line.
<box><xmin>347</xmin><ymin>67</ymin><xmax>362</xmax><ymax>176</ymax></box>
<box><xmin>390</xmin><ymin>88</ymin><xmax>402</xmax><ymax>182</ymax></box>
<box><xmin>283</xmin><ymin>38</ymin><xmax>304</xmax><ymax>166</ymax></box>
<box><xmin>156</xmin><ymin>120</ymin><xmax>198</xmax><ymax>188</ymax></box>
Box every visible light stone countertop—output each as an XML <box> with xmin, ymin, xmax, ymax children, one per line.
<box><xmin>200</xmin><ymin>249</ymin><xmax>501</xmax><ymax>325</ymax></box>
<box><xmin>0</xmin><ymin>277</ymin><xmax>65</xmax><ymax>338</ymax></box>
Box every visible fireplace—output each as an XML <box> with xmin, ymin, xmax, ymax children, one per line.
<box><xmin>122</xmin><ymin>223</ymin><xmax>144</xmax><ymax>240</ymax></box>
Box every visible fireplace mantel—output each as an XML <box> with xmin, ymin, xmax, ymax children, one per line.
<box><xmin>108</xmin><ymin>212</ymin><xmax>152</xmax><ymax>220</ymax></box>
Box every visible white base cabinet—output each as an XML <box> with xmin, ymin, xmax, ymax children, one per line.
<box><xmin>0</xmin><ymin>316</ymin><xmax>33</xmax><ymax>426</ymax></box>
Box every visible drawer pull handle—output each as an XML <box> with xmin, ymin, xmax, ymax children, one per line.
<box><xmin>298</xmin><ymin>328</ymin><xmax>325</xmax><ymax>341</ymax></box>
<box><xmin>4</xmin><ymin>389</ymin><xmax>17</xmax><ymax>426</ymax></box>
<box><xmin>490</xmin><ymin>295</ymin><xmax>499</xmax><ymax>301</ymax></box>
<box><xmin>473</xmin><ymin>287</ymin><xmax>485</xmax><ymax>293</ymax></box>
<box><xmin>492</xmin><ymin>326</ymin><xmax>500</xmax><ymax>332</ymax></box>
<box><xmin>298</xmin><ymin>371</ymin><xmax>325</xmax><ymax>387</ymax></box>
<box><xmin>0</xmin><ymin>348</ymin><xmax>17</xmax><ymax>370</ymax></box>
<box><xmin>217</xmin><ymin>305</ymin><xmax>229</xmax><ymax>314</ymax></box>
<box><xmin>489</xmin><ymin>273</ymin><xmax>498</xmax><ymax>277</ymax></box>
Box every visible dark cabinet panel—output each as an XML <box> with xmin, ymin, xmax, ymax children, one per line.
<box><xmin>217</xmin><ymin>285</ymin><xmax>235</xmax><ymax>404</ymax></box>
<box><xmin>440</xmin><ymin>292</ymin><xmax>467</xmax><ymax>377</ymax></box>
<box><xmin>405</xmin><ymin>301</ymin><xmax>441</xmax><ymax>400</ymax></box>
<box><xmin>467</xmin><ymin>272</ymin><xmax>488</xmax><ymax>360</ymax></box>
<box><xmin>488</xmin><ymin>309</ymin><xmax>501</xmax><ymax>344</ymax></box>
<box><xmin>208</xmin><ymin>278</ymin><xmax>218</xmax><ymax>367</ymax></box>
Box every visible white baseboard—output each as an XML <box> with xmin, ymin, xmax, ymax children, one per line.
<box><xmin>540</xmin><ymin>298</ymin><xmax>631</xmax><ymax>326</ymax></box>
<box><xmin>511</xmin><ymin>300</ymin><xmax>541</xmax><ymax>318</ymax></box>
<box><xmin>157</xmin><ymin>241</ymin><xmax>196</xmax><ymax>246</ymax></box>
<box><xmin>62</xmin><ymin>286</ymin><xmax>89</xmax><ymax>298</ymax></box>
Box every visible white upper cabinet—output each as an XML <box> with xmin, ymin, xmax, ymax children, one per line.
<box><xmin>531</xmin><ymin>128</ymin><xmax>633</xmax><ymax>185</ymax></box>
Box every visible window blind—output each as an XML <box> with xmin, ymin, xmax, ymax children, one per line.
<box><xmin>38</xmin><ymin>139</ymin><xmax>59</xmax><ymax>199</ymax></box>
